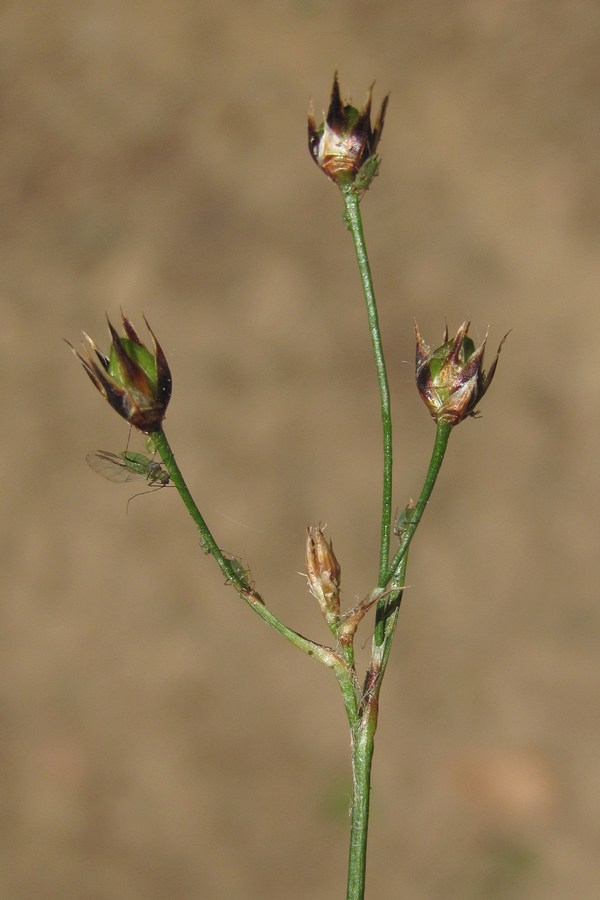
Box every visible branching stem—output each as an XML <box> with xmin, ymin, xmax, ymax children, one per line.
<box><xmin>149</xmin><ymin>428</ymin><xmax>348</xmax><ymax>670</ymax></box>
<box><xmin>341</xmin><ymin>185</ymin><xmax>452</xmax><ymax>898</ymax></box>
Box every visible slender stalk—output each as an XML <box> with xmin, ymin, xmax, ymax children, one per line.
<box><xmin>376</xmin><ymin>555</ymin><xmax>408</xmax><ymax>681</ymax></box>
<box><xmin>149</xmin><ymin>428</ymin><xmax>346</xmax><ymax>669</ymax></box>
<box><xmin>335</xmin><ymin>666</ymin><xmax>361</xmax><ymax>730</ymax></box>
<box><xmin>151</xmin><ymin>429</ymin><xmax>369</xmax><ymax>887</ymax></box>
<box><xmin>149</xmin><ymin>429</ymin><xmax>226</xmax><ymax>568</ymax></box>
<box><xmin>340</xmin><ymin>187</ymin><xmax>453</xmax><ymax>895</ymax></box>
<box><xmin>342</xmin><ymin>187</ymin><xmax>393</xmax><ymax>586</ymax></box>
<box><xmin>339</xmin><ymin>185</ymin><xmax>401</xmax><ymax>898</ymax></box>
<box><xmin>344</xmin><ymin>557</ymin><xmax>407</xmax><ymax>899</ymax></box>
<box><xmin>385</xmin><ymin>420</ymin><xmax>452</xmax><ymax>586</ymax></box>
<box><xmin>371</xmin><ymin>420</ymin><xmax>451</xmax><ymax>646</ymax></box>
<box><xmin>346</xmin><ymin>693</ymin><xmax>378</xmax><ymax>900</ymax></box>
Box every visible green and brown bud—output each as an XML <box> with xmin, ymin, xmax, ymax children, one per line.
<box><xmin>308</xmin><ymin>72</ymin><xmax>388</xmax><ymax>190</ymax></box>
<box><xmin>415</xmin><ymin>321</ymin><xmax>506</xmax><ymax>426</ymax></box>
<box><xmin>305</xmin><ymin>525</ymin><xmax>341</xmax><ymax>629</ymax></box>
<box><xmin>68</xmin><ymin>313</ymin><xmax>172</xmax><ymax>433</ymax></box>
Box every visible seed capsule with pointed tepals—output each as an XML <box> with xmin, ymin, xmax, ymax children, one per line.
<box><xmin>67</xmin><ymin>313</ymin><xmax>172</xmax><ymax>433</ymax></box>
<box><xmin>308</xmin><ymin>73</ymin><xmax>389</xmax><ymax>191</ymax></box>
<box><xmin>415</xmin><ymin>322</ymin><xmax>507</xmax><ymax>426</ymax></box>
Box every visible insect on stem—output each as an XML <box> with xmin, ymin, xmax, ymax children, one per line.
<box><xmin>86</xmin><ymin>449</ymin><xmax>171</xmax><ymax>510</ymax></box>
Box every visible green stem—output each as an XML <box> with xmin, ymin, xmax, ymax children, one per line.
<box><xmin>151</xmin><ymin>429</ymin><xmax>368</xmax><ymax>885</ymax></box>
<box><xmin>345</xmin><ymin>422</ymin><xmax>451</xmax><ymax>888</ymax></box>
<box><xmin>150</xmin><ymin>430</ymin><xmax>226</xmax><ymax>569</ymax></box>
<box><xmin>342</xmin><ymin>187</ymin><xmax>393</xmax><ymax>586</ymax></box>
<box><xmin>377</xmin><ymin>555</ymin><xmax>408</xmax><ymax>679</ymax></box>
<box><xmin>335</xmin><ymin>666</ymin><xmax>361</xmax><ymax>729</ymax></box>
<box><xmin>346</xmin><ymin>694</ymin><xmax>378</xmax><ymax>900</ymax></box>
<box><xmin>385</xmin><ymin>419</ymin><xmax>452</xmax><ymax>586</ymax></box>
<box><xmin>149</xmin><ymin>428</ymin><xmax>344</xmax><ymax>669</ymax></box>
<box><xmin>344</xmin><ymin>557</ymin><xmax>407</xmax><ymax>900</ymax></box>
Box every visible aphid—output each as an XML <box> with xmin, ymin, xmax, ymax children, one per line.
<box><xmin>86</xmin><ymin>449</ymin><xmax>171</xmax><ymax>512</ymax></box>
<box><xmin>224</xmin><ymin>554</ymin><xmax>253</xmax><ymax>590</ymax></box>
<box><xmin>86</xmin><ymin>450</ymin><xmax>170</xmax><ymax>486</ymax></box>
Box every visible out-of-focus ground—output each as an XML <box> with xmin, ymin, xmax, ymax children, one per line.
<box><xmin>2</xmin><ymin>2</ymin><xmax>599</xmax><ymax>898</ymax></box>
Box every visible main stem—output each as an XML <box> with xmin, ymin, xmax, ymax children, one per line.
<box><xmin>345</xmin><ymin>557</ymin><xmax>407</xmax><ymax>900</ymax></box>
<box><xmin>341</xmin><ymin>185</ymin><xmax>395</xmax><ymax>899</ymax></box>
<box><xmin>342</xmin><ymin>187</ymin><xmax>393</xmax><ymax>586</ymax></box>
<box><xmin>346</xmin><ymin>696</ymin><xmax>378</xmax><ymax>900</ymax></box>
<box><xmin>340</xmin><ymin>187</ymin><xmax>454</xmax><ymax>896</ymax></box>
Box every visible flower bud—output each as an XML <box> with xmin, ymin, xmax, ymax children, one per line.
<box><xmin>308</xmin><ymin>72</ymin><xmax>388</xmax><ymax>190</ymax></box>
<box><xmin>305</xmin><ymin>525</ymin><xmax>341</xmax><ymax>628</ymax></box>
<box><xmin>415</xmin><ymin>322</ymin><xmax>506</xmax><ymax>426</ymax></box>
<box><xmin>68</xmin><ymin>314</ymin><xmax>172</xmax><ymax>433</ymax></box>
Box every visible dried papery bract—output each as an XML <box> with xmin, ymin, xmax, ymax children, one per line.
<box><xmin>67</xmin><ymin>313</ymin><xmax>172</xmax><ymax>433</ymax></box>
<box><xmin>308</xmin><ymin>72</ymin><xmax>389</xmax><ymax>191</ymax></box>
<box><xmin>305</xmin><ymin>525</ymin><xmax>341</xmax><ymax>631</ymax></box>
<box><xmin>415</xmin><ymin>321</ymin><xmax>507</xmax><ymax>426</ymax></box>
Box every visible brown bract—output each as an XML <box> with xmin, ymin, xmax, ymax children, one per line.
<box><xmin>305</xmin><ymin>524</ymin><xmax>341</xmax><ymax>626</ymax></box>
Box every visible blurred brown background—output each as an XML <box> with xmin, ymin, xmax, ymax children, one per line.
<box><xmin>2</xmin><ymin>2</ymin><xmax>599</xmax><ymax>898</ymax></box>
